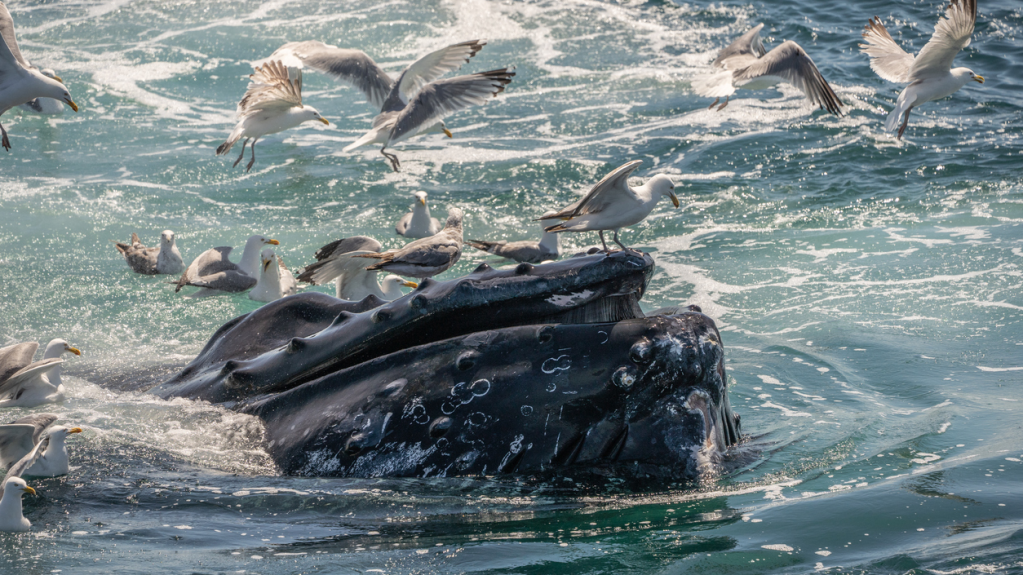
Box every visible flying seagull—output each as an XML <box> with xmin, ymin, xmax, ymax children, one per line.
<box><xmin>543</xmin><ymin>161</ymin><xmax>678</xmax><ymax>253</ymax></box>
<box><xmin>0</xmin><ymin>1</ymin><xmax>79</xmax><ymax>151</ymax></box>
<box><xmin>113</xmin><ymin>230</ymin><xmax>185</xmax><ymax>275</ymax></box>
<box><xmin>216</xmin><ymin>60</ymin><xmax>329</xmax><ymax>172</ymax></box>
<box><xmin>692</xmin><ymin>23</ymin><xmax>842</xmax><ymax>115</ymax></box>
<box><xmin>297</xmin><ymin>236</ymin><xmax>418</xmax><ymax>301</ymax></box>
<box><xmin>860</xmin><ymin>0</ymin><xmax>983</xmax><ymax>139</ymax></box>
<box><xmin>356</xmin><ymin>208</ymin><xmax>464</xmax><ymax>278</ymax></box>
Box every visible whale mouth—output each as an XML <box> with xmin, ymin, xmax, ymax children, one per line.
<box><xmin>683</xmin><ymin>389</ymin><xmax>721</xmax><ymax>453</ymax></box>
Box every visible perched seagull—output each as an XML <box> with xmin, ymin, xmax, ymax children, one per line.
<box><xmin>0</xmin><ymin>339</ymin><xmax>80</xmax><ymax>408</ymax></box>
<box><xmin>19</xmin><ymin>69</ymin><xmax>64</xmax><ymax>114</ymax></box>
<box><xmin>356</xmin><ymin>208</ymin><xmax>464</xmax><ymax>278</ymax></box>
<box><xmin>396</xmin><ymin>191</ymin><xmax>442</xmax><ymax>238</ymax></box>
<box><xmin>860</xmin><ymin>0</ymin><xmax>982</xmax><ymax>139</ymax></box>
<box><xmin>113</xmin><ymin>230</ymin><xmax>185</xmax><ymax>275</ymax></box>
<box><xmin>173</xmin><ymin>234</ymin><xmax>278</xmax><ymax>296</ymax></box>
<box><xmin>0</xmin><ymin>413</ymin><xmax>81</xmax><ymax>477</ymax></box>
<box><xmin>249</xmin><ymin>248</ymin><xmax>298</xmax><ymax>303</ymax></box>
<box><xmin>543</xmin><ymin>160</ymin><xmax>678</xmax><ymax>253</ymax></box>
<box><xmin>297</xmin><ymin>236</ymin><xmax>418</xmax><ymax>301</ymax></box>
<box><xmin>467</xmin><ymin>211</ymin><xmax>561</xmax><ymax>264</ymax></box>
<box><xmin>269</xmin><ymin>40</ymin><xmax>513</xmax><ymax>171</ymax></box>
<box><xmin>692</xmin><ymin>23</ymin><xmax>842</xmax><ymax>115</ymax></box>
<box><xmin>216</xmin><ymin>60</ymin><xmax>329</xmax><ymax>172</ymax></box>
<box><xmin>0</xmin><ymin>1</ymin><xmax>79</xmax><ymax>151</ymax></box>
<box><xmin>0</xmin><ymin>477</ymin><xmax>34</xmax><ymax>532</ymax></box>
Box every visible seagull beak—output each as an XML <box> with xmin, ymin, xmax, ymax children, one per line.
<box><xmin>53</xmin><ymin>75</ymin><xmax>64</xmax><ymax>84</ymax></box>
<box><xmin>443</xmin><ymin>128</ymin><xmax>453</xmax><ymax>138</ymax></box>
<box><xmin>402</xmin><ymin>280</ymin><xmax>418</xmax><ymax>289</ymax></box>
<box><xmin>669</xmin><ymin>190</ymin><xmax>680</xmax><ymax>208</ymax></box>
<box><xmin>69</xmin><ymin>427</ymin><xmax>83</xmax><ymax>434</ymax></box>
<box><xmin>263</xmin><ymin>259</ymin><xmax>272</xmax><ymax>272</ymax></box>
<box><xmin>419</xmin><ymin>197</ymin><xmax>427</xmax><ymax>206</ymax></box>
<box><xmin>319</xmin><ymin>117</ymin><xmax>330</xmax><ymax>125</ymax></box>
<box><xmin>974</xmin><ymin>75</ymin><xmax>985</xmax><ymax>84</ymax></box>
<box><xmin>22</xmin><ymin>486</ymin><xmax>36</xmax><ymax>496</ymax></box>
<box><xmin>66</xmin><ymin>346</ymin><xmax>82</xmax><ymax>356</ymax></box>
<box><xmin>267</xmin><ymin>239</ymin><xmax>280</xmax><ymax>246</ymax></box>
<box><xmin>65</xmin><ymin>98</ymin><xmax>79</xmax><ymax>112</ymax></box>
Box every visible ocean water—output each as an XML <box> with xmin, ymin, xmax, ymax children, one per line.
<box><xmin>0</xmin><ymin>0</ymin><xmax>1021</xmax><ymax>572</ymax></box>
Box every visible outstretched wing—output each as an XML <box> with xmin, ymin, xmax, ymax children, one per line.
<box><xmin>0</xmin><ymin>342</ymin><xmax>38</xmax><ymax>385</ymax></box>
<box><xmin>270</xmin><ymin>41</ymin><xmax>393</xmax><ymax>110</ymax></box>
<box><xmin>909</xmin><ymin>0</ymin><xmax>977</xmax><ymax>81</ymax></box>
<box><xmin>0</xmin><ymin>424</ymin><xmax>38</xmax><ymax>470</ymax></box>
<box><xmin>860</xmin><ymin>17</ymin><xmax>915</xmax><ymax>83</ymax></box>
<box><xmin>546</xmin><ymin>160</ymin><xmax>643</xmax><ymax>219</ymax></box>
<box><xmin>238</xmin><ymin>60</ymin><xmax>303</xmax><ymax>116</ymax></box>
<box><xmin>387</xmin><ymin>67</ymin><xmax>514</xmax><ymax>145</ymax></box>
<box><xmin>387</xmin><ymin>40</ymin><xmax>487</xmax><ymax>109</ymax></box>
<box><xmin>732</xmin><ymin>41</ymin><xmax>843</xmax><ymax>115</ymax></box>
<box><xmin>0</xmin><ymin>1</ymin><xmax>29</xmax><ymax>70</ymax></box>
<box><xmin>1</xmin><ymin>434</ymin><xmax>49</xmax><ymax>487</ymax></box>
<box><xmin>713</xmin><ymin>23</ymin><xmax>767</xmax><ymax>69</ymax></box>
<box><xmin>0</xmin><ymin>358</ymin><xmax>62</xmax><ymax>398</ymax></box>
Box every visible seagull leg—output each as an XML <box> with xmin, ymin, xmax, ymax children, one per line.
<box><xmin>716</xmin><ymin>96</ymin><xmax>729</xmax><ymax>111</ymax></box>
<box><xmin>708</xmin><ymin>97</ymin><xmax>719</xmax><ymax>110</ymax></box>
<box><xmin>232</xmin><ymin>139</ymin><xmax>249</xmax><ymax>168</ymax></box>
<box><xmin>246</xmin><ymin>138</ymin><xmax>259</xmax><ymax>172</ymax></box>
<box><xmin>1</xmin><ymin>122</ymin><xmax>9</xmax><ymax>151</ymax></box>
<box><xmin>381</xmin><ymin>147</ymin><xmax>401</xmax><ymax>172</ymax></box>
<box><xmin>598</xmin><ymin>231</ymin><xmax>610</xmax><ymax>253</ymax></box>
<box><xmin>896</xmin><ymin>106</ymin><xmax>914</xmax><ymax>140</ymax></box>
<box><xmin>613</xmin><ymin>229</ymin><xmax>639</xmax><ymax>255</ymax></box>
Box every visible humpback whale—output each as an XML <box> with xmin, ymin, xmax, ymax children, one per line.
<box><xmin>156</xmin><ymin>251</ymin><xmax>741</xmax><ymax>483</ymax></box>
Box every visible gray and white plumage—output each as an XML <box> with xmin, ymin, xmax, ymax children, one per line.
<box><xmin>173</xmin><ymin>234</ymin><xmax>278</xmax><ymax>296</ymax></box>
<box><xmin>692</xmin><ymin>23</ymin><xmax>842</xmax><ymax>115</ymax></box>
<box><xmin>543</xmin><ymin>160</ymin><xmax>679</xmax><ymax>252</ymax></box>
<box><xmin>356</xmin><ymin>208</ymin><xmax>464</xmax><ymax>278</ymax></box>
<box><xmin>396</xmin><ymin>191</ymin><xmax>442</xmax><ymax>238</ymax></box>
<box><xmin>113</xmin><ymin>230</ymin><xmax>184</xmax><ymax>275</ymax></box>
<box><xmin>19</xmin><ymin>69</ymin><xmax>64</xmax><ymax>114</ymax></box>
<box><xmin>215</xmin><ymin>60</ymin><xmax>329</xmax><ymax>172</ymax></box>
<box><xmin>0</xmin><ymin>414</ymin><xmax>80</xmax><ymax>478</ymax></box>
<box><xmin>467</xmin><ymin>212</ymin><xmax>560</xmax><ymax>264</ymax></box>
<box><xmin>0</xmin><ymin>1</ymin><xmax>78</xmax><ymax>151</ymax></box>
<box><xmin>0</xmin><ymin>339</ymin><xmax>80</xmax><ymax>408</ymax></box>
<box><xmin>860</xmin><ymin>0</ymin><xmax>983</xmax><ymax>139</ymax></box>
<box><xmin>0</xmin><ymin>476</ymin><xmax>33</xmax><ymax>531</ymax></box>
<box><xmin>249</xmin><ymin>248</ymin><xmax>298</xmax><ymax>303</ymax></box>
<box><xmin>296</xmin><ymin>236</ymin><xmax>417</xmax><ymax>300</ymax></box>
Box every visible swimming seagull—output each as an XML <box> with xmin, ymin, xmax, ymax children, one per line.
<box><xmin>692</xmin><ymin>23</ymin><xmax>842</xmax><ymax>115</ymax></box>
<box><xmin>216</xmin><ymin>60</ymin><xmax>329</xmax><ymax>172</ymax></box>
<box><xmin>860</xmin><ymin>0</ymin><xmax>982</xmax><ymax>139</ymax></box>
<box><xmin>542</xmin><ymin>160</ymin><xmax>678</xmax><ymax>253</ymax></box>
<box><xmin>0</xmin><ymin>1</ymin><xmax>79</xmax><ymax>151</ymax></box>
<box><xmin>468</xmin><ymin>211</ymin><xmax>561</xmax><ymax>264</ymax></box>
<box><xmin>0</xmin><ymin>339</ymin><xmax>80</xmax><ymax>408</ymax></box>
<box><xmin>249</xmin><ymin>248</ymin><xmax>298</xmax><ymax>303</ymax></box>
<box><xmin>356</xmin><ymin>208</ymin><xmax>464</xmax><ymax>278</ymax></box>
<box><xmin>113</xmin><ymin>230</ymin><xmax>185</xmax><ymax>275</ymax></box>
<box><xmin>0</xmin><ymin>413</ymin><xmax>81</xmax><ymax>477</ymax></box>
<box><xmin>0</xmin><ymin>477</ymin><xmax>34</xmax><ymax>532</ymax></box>
<box><xmin>396</xmin><ymin>191</ymin><xmax>442</xmax><ymax>238</ymax></box>
<box><xmin>297</xmin><ymin>236</ymin><xmax>418</xmax><ymax>300</ymax></box>
<box><xmin>173</xmin><ymin>234</ymin><xmax>278</xmax><ymax>296</ymax></box>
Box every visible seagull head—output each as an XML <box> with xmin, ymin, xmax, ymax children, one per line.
<box><xmin>45</xmin><ymin>338</ymin><xmax>81</xmax><ymax>358</ymax></box>
<box><xmin>4</xmin><ymin>477</ymin><xmax>35</xmax><ymax>499</ymax></box>
<box><xmin>260</xmin><ymin>248</ymin><xmax>278</xmax><ymax>274</ymax></box>
<box><xmin>40</xmin><ymin>75</ymin><xmax>79</xmax><ymax>112</ymax></box>
<box><xmin>382</xmin><ymin>275</ymin><xmax>418</xmax><ymax>291</ymax></box>
<box><xmin>413</xmin><ymin>191</ymin><xmax>428</xmax><ymax>206</ymax></box>
<box><xmin>953</xmin><ymin>68</ymin><xmax>984</xmax><ymax>86</ymax></box>
<box><xmin>648</xmin><ymin>174</ymin><xmax>680</xmax><ymax>208</ymax></box>
<box><xmin>160</xmin><ymin>230</ymin><xmax>177</xmax><ymax>246</ymax></box>
<box><xmin>444</xmin><ymin>207</ymin><xmax>464</xmax><ymax>229</ymax></box>
<box><xmin>970</xmin><ymin>71</ymin><xmax>985</xmax><ymax>84</ymax></box>
<box><xmin>47</xmin><ymin>426</ymin><xmax>83</xmax><ymax>443</ymax></box>
<box><xmin>302</xmin><ymin>106</ymin><xmax>330</xmax><ymax>126</ymax></box>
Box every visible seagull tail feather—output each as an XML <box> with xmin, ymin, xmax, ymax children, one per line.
<box><xmin>884</xmin><ymin>89</ymin><xmax>915</xmax><ymax>134</ymax></box>
<box><xmin>343</xmin><ymin>131</ymin><xmax>379</xmax><ymax>153</ymax></box>
<box><xmin>216</xmin><ymin>127</ymin><xmax>244</xmax><ymax>156</ymax></box>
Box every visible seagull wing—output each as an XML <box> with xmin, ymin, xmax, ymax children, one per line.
<box><xmin>270</xmin><ymin>41</ymin><xmax>393</xmax><ymax>110</ymax></box>
<box><xmin>238</xmin><ymin>60</ymin><xmax>303</xmax><ymax>117</ymax></box>
<box><xmin>2</xmin><ymin>434</ymin><xmax>49</xmax><ymax>484</ymax></box>
<box><xmin>860</xmin><ymin>17</ymin><xmax>915</xmax><ymax>83</ymax></box>
<box><xmin>10</xmin><ymin>413</ymin><xmax>58</xmax><ymax>444</ymax></box>
<box><xmin>386</xmin><ymin>67</ymin><xmax>515</xmax><ymax>145</ymax></box>
<box><xmin>176</xmin><ymin>247</ymin><xmax>236</xmax><ymax>292</ymax></box>
<box><xmin>0</xmin><ymin>424</ymin><xmax>38</xmax><ymax>470</ymax></box>
<box><xmin>547</xmin><ymin>160</ymin><xmax>644</xmax><ymax>219</ymax></box>
<box><xmin>732</xmin><ymin>40</ymin><xmax>843</xmax><ymax>115</ymax></box>
<box><xmin>713</xmin><ymin>23</ymin><xmax>767</xmax><ymax>69</ymax></box>
<box><xmin>391</xmin><ymin>40</ymin><xmax>487</xmax><ymax>106</ymax></box>
<box><xmin>386</xmin><ymin>235</ymin><xmax>461</xmax><ymax>269</ymax></box>
<box><xmin>0</xmin><ymin>358</ymin><xmax>62</xmax><ymax>398</ymax></box>
<box><xmin>0</xmin><ymin>342</ymin><xmax>38</xmax><ymax>385</ymax></box>
<box><xmin>0</xmin><ymin>1</ymin><xmax>29</xmax><ymax>70</ymax></box>
<box><xmin>909</xmin><ymin>0</ymin><xmax>977</xmax><ymax>81</ymax></box>
<box><xmin>184</xmin><ymin>270</ymin><xmax>256</xmax><ymax>292</ymax></box>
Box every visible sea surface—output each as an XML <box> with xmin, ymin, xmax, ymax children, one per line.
<box><xmin>1</xmin><ymin>0</ymin><xmax>1021</xmax><ymax>572</ymax></box>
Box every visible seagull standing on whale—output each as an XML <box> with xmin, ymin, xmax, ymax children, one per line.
<box><xmin>692</xmin><ymin>23</ymin><xmax>842</xmax><ymax>115</ymax></box>
<box><xmin>859</xmin><ymin>0</ymin><xmax>983</xmax><ymax>139</ymax></box>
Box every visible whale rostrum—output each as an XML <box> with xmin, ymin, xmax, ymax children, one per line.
<box><xmin>155</xmin><ymin>251</ymin><xmax>741</xmax><ymax>483</ymax></box>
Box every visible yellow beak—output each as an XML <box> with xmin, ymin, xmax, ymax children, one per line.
<box><xmin>267</xmin><ymin>239</ymin><xmax>280</xmax><ymax>246</ymax></box>
<box><xmin>419</xmin><ymin>197</ymin><xmax>427</xmax><ymax>206</ymax></box>
<box><xmin>23</xmin><ymin>486</ymin><xmax>36</xmax><ymax>496</ymax></box>
<box><xmin>974</xmin><ymin>75</ymin><xmax>985</xmax><ymax>84</ymax></box>
<box><xmin>319</xmin><ymin>117</ymin><xmax>330</xmax><ymax>125</ymax></box>
<box><xmin>669</xmin><ymin>190</ymin><xmax>680</xmax><ymax>208</ymax></box>
<box><xmin>263</xmin><ymin>259</ymin><xmax>272</xmax><ymax>272</ymax></box>
<box><xmin>443</xmin><ymin>128</ymin><xmax>453</xmax><ymax>138</ymax></box>
<box><xmin>66</xmin><ymin>346</ymin><xmax>82</xmax><ymax>356</ymax></box>
<box><xmin>402</xmin><ymin>280</ymin><xmax>419</xmax><ymax>289</ymax></box>
<box><xmin>69</xmin><ymin>427</ymin><xmax>83</xmax><ymax>434</ymax></box>
<box><xmin>65</xmin><ymin>98</ymin><xmax>79</xmax><ymax>112</ymax></box>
